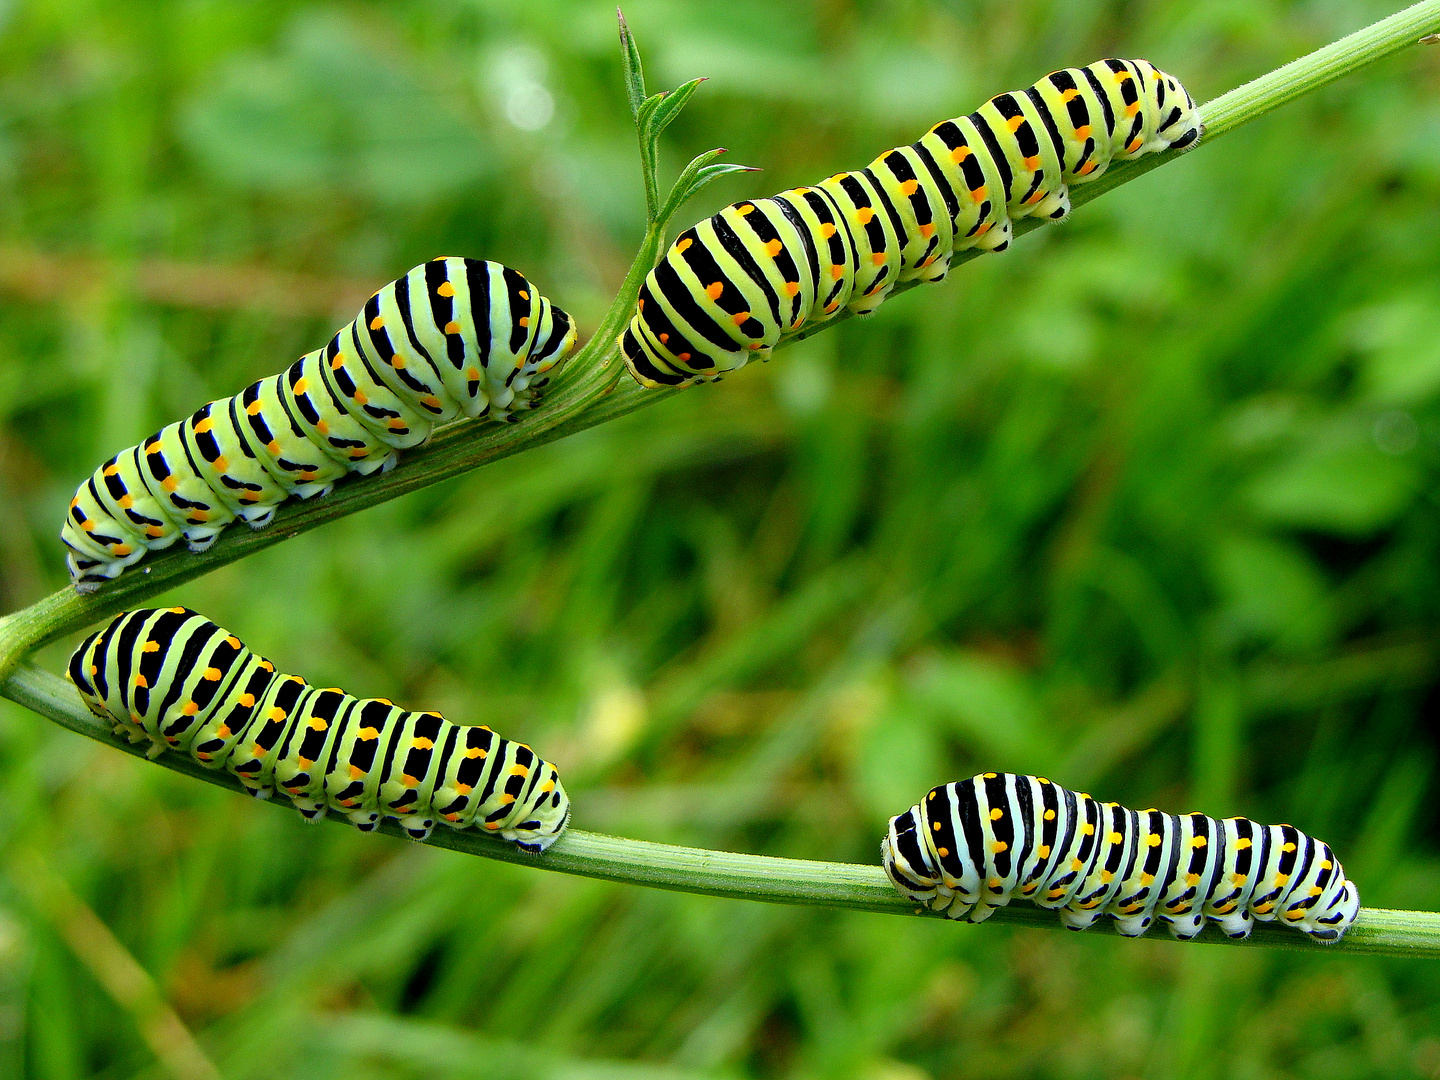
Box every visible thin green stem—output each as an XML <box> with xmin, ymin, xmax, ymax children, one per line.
<box><xmin>7</xmin><ymin>661</ymin><xmax>1438</xmax><ymax>958</ymax></box>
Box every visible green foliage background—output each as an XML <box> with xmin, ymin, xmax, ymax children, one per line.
<box><xmin>0</xmin><ymin>1</ymin><xmax>1438</xmax><ymax>1077</ymax></box>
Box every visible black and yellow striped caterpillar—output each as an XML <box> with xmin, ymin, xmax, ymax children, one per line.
<box><xmin>622</xmin><ymin>58</ymin><xmax>1201</xmax><ymax>387</ymax></box>
<box><xmin>883</xmin><ymin>774</ymin><xmax>1359</xmax><ymax>943</ymax></box>
<box><xmin>62</xmin><ymin>258</ymin><xmax>576</xmax><ymax>591</ymax></box>
<box><xmin>69</xmin><ymin>607</ymin><xmax>571</xmax><ymax>851</ymax></box>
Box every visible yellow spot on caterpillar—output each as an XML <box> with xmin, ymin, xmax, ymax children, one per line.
<box><xmin>765</xmin><ymin>239</ymin><xmax>783</xmax><ymax>257</ymax></box>
<box><xmin>294</xmin><ymin>378</ymin><xmax>308</xmax><ymax>394</ymax></box>
<box><xmin>1283</xmin><ymin>842</ymin><xmax>1296</xmax><ymax>853</ymax></box>
<box><xmin>951</xmin><ymin>147</ymin><xmax>971</xmax><ymax>164</ymax></box>
<box><xmin>1310</xmin><ymin>886</ymin><xmax>1323</xmax><ymax>896</ymax></box>
<box><xmin>1044</xmin><ymin>809</ymin><xmax>1055</xmax><ymax>821</ymax></box>
<box><xmin>1038</xmin><ymin>845</ymin><xmax>1051</xmax><ymax>858</ymax></box>
<box><xmin>412</xmin><ymin>737</ymin><xmax>434</xmax><ymax>750</ymax></box>
<box><xmin>309</xmin><ymin>717</ymin><xmax>327</xmax><ymax>731</ymax></box>
<box><xmin>358</xmin><ymin>727</ymin><xmax>379</xmax><ymax>741</ymax></box>
<box><xmin>1192</xmin><ymin>836</ymin><xmax>1207</xmax><ymax>848</ymax></box>
<box><xmin>203</xmin><ymin>667</ymin><xmax>221</xmax><ymax>681</ymax></box>
<box><xmin>436</xmin><ymin>282</ymin><xmax>456</xmax><ymax>297</ymax></box>
<box><xmin>162</xmin><ymin>477</ymin><xmax>178</xmax><ymax>492</ymax></box>
<box><xmin>1108</xmin><ymin>831</ymin><xmax>1122</xmax><ymax>843</ymax></box>
<box><xmin>676</xmin><ymin>238</ymin><xmax>693</xmax><ymax>253</ymax></box>
<box><xmin>1062</xmin><ymin>89</ymin><xmax>1079</xmax><ymax>102</ymax></box>
<box><xmin>855</xmin><ymin>207</ymin><xmax>875</xmax><ymax>225</ymax></box>
<box><xmin>1101</xmin><ymin>870</ymin><xmax>1113</xmax><ymax>882</ymax></box>
<box><xmin>1274</xmin><ymin>874</ymin><xmax>1289</xmax><ymax>886</ymax></box>
<box><xmin>1071</xmin><ymin>858</ymin><xmax>1084</xmax><ymax>871</ymax></box>
<box><xmin>1125</xmin><ymin>102</ymin><xmax>1140</xmax><ymax>117</ymax></box>
<box><xmin>268</xmin><ymin>708</ymin><xmax>286</xmax><ymax>721</ymax></box>
<box><xmin>1186</xmin><ymin>873</ymin><xmax>1200</xmax><ymax>885</ymax></box>
<box><xmin>391</xmin><ymin>355</ymin><xmax>407</xmax><ymax>369</ymax></box>
<box><xmin>142</xmin><ymin>641</ymin><xmax>160</xmax><ymax>653</ymax></box>
<box><xmin>820</xmin><ymin>223</ymin><xmax>836</xmax><ymax>239</ymax></box>
<box><xmin>989</xmin><ymin>808</ymin><xmax>1003</xmax><ymax>821</ymax></box>
<box><xmin>932</xmin><ymin>821</ymin><xmax>942</xmax><ymax>832</ymax></box>
<box><xmin>455</xmin><ymin>783</ymin><xmax>473</xmax><ymax>795</ymax></box>
<box><xmin>899</xmin><ymin>179</ymin><xmax>918</xmax><ymax>196</ymax></box>
<box><xmin>466</xmin><ymin>748</ymin><xmax>487</xmax><ymax>759</ymax></box>
<box><xmin>499</xmin><ymin>793</ymin><xmax>516</xmax><ymax>805</ymax></box>
<box><xmin>1007</xmin><ymin>116</ymin><xmax>1025</xmax><ymax>133</ymax></box>
<box><xmin>991</xmin><ymin>840</ymin><xmax>1007</xmax><ymax>853</ymax></box>
<box><xmin>134</xmin><ymin>674</ymin><xmax>148</xmax><ymax>688</ymax></box>
<box><xmin>1082</xmin><ymin>824</ymin><xmax>1095</xmax><ymax>836</ymax></box>
<box><xmin>331</xmin><ymin>355</ymin><xmax>346</xmax><ymax>370</ymax></box>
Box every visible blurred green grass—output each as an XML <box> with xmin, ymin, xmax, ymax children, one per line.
<box><xmin>1</xmin><ymin>0</ymin><xmax>1439</xmax><ymax>1077</ymax></box>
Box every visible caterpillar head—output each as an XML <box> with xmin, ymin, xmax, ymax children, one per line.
<box><xmin>503</xmin><ymin>765</ymin><xmax>571</xmax><ymax>854</ymax></box>
<box><xmin>1143</xmin><ymin>61</ymin><xmax>1203</xmax><ymax>152</ymax></box>
<box><xmin>881</xmin><ymin>803</ymin><xmax>943</xmax><ymax>903</ymax></box>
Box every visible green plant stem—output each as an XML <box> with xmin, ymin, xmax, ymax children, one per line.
<box><xmin>7</xmin><ymin>661</ymin><xmax>1438</xmax><ymax>958</ymax></box>
<box><xmin>2</xmin><ymin>1</ymin><xmax>1436</xmax><ymax>668</ymax></box>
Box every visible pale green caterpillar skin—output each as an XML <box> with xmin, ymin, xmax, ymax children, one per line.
<box><xmin>62</xmin><ymin>257</ymin><xmax>576</xmax><ymax>591</ymax></box>
<box><xmin>622</xmin><ymin>58</ymin><xmax>1201</xmax><ymax>387</ymax></box>
<box><xmin>69</xmin><ymin>607</ymin><xmax>571</xmax><ymax>852</ymax></box>
<box><xmin>883</xmin><ymin>774</ymin><xmax>1359</xmax><ymax>943</ymax></box>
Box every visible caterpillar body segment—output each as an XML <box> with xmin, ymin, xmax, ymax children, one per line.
<box><xmin>69</xmin><ymin>608</ymin><xmax>571</xmax><ymax>852</ymax></box>
<box><xmin>63</xmin><ymin>258</ymin><xmax>577</xmax><ymax>590</ymax></box>
<box><xmin>622</xmin><ymin>58</ymin><xmax>1201</xmax><ymax>387</ymax></box>
<box><xmin>882</xmin><ymin>774</ymin><xmax>1359</xmax><ymax>944</ymax></box>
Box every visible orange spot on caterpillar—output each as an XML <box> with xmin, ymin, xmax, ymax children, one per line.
<box><xmin>436</xmin><ymin>281</ymin><xmax>456</xmax><ymax>297</ymax></box>
<box><xmin>705</xmin><ymin>282</ymin><xmax>724</xmax><ymax>300</ymax></box>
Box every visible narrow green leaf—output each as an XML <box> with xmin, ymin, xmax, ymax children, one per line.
<box><xmin>659</xmin><ymin>150</ymin><xmax>760</xmax><ymax>224</ymax></box>
<box><xmin>617</xmin><ymin>8</ymin><xmax>647</xmax><ymax>120</ymax></box>
<box><xmin>643</xmin><ymin>77</ymin><xmax>706</xmax><ymax>144</ymax></box>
